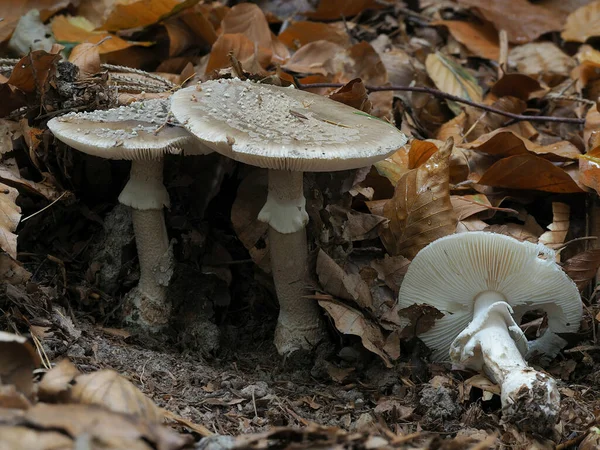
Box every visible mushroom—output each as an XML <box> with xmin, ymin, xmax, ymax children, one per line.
<box><xmin>48</xmin><ymin>99</ymin><xmax>211</xmax><ymax>331</ymax></box>
<box><xmin>397</xmin><ymin>231</ymin><xmax>582</xmax><ymax>431</ymax></box>
<box><xmin>170</xmin><ymin>79</ymin><xmax>407</xmax><ymax>355</ymax></box>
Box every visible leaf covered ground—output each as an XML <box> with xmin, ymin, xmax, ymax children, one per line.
<box><xmin>1</xmin><ymin>0</ymin><xmax>600</xmax><ymax>449</ymax></box>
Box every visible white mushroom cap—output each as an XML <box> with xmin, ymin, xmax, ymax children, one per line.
<box><xmin>47</xmin><ymin>99</ymin><xmax>212</xmax><ymax>160</ymax></box>
<box><xmin>170</xmin><ymin>79</ymin><xmax>407</xmax><ymax>172</ymax></box>
<box><xmin>398</xmin><ymin>231</ymin><xmax>582</xmax><ymax>361</ymax></box>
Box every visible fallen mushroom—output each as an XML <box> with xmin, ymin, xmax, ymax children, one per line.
<box><xmin>48</xmin><ymin>99</ymin><xmax>211</xmax><ymax>331</ymax></box>
<box><xmin>397</xmin><ymin>231</ymin><xmax>582</xmax><ymax>431</ymax></box>
<box><xmin>170</xmin><ymin>79</ymin><xmax>407</xmax><ymax>355</ymax></box>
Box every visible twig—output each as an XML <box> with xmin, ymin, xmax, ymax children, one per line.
<box><xmin>296</xmin><ymin>82</ymin><xmax>585</xmax><ymax>125</ymax></box>
<box><xmin>21</xmin><ymin>191</ymin><xmax>67</xmax><ymax>222</ymax></box>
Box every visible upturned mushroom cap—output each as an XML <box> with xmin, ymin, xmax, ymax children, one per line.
<box><xmin>47</xmin><ymin>98</ymin><xmax>211</xmax><ymax>160</ymax></box>
<box><xmin>398</xmin><ymin>231</ymin><xmax>582</xmax><ymax>361</ymax></box>
<box><xmin>170</xmin><ymin>79</ymin><xmax>408</xmax><ymax>171</ymax></box>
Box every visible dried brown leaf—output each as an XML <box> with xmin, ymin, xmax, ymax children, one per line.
<box><xmin>70</xmin><ymin>369</ymin><xmax>164</xmax><ymax>423</ymax></box>
<box><xmin>0</xmin><ymin>331</ymin><xmax>40</xmax><ymax>399</ymax></box>
<box><xmin>328</xmin><ymin>79</ymin><xmax>372</xmax><ymax>113</ymax></box>
<box><xmin>318</xmin><ymin>298</ymin><xmax>393</xmax><ymax>367</ymax></box>
<box><xmin>562</xmin><ymin>0</ymin><xmax>600</xmax><ymax>42</ymax></box>
<box><xmin>508</xmin><ymin>42</ymin><xmax>574</xmax><ymax>83</ymax></box>
<box><xmin>579</xmin><ymin>146</ymin><xmax>600</xmax><ymax>194</ymax></box>
<box><xmin>381</xmin><ymin>138</ymin><xmax>458</xmax><ymax>259</ymax></box>
<box><xmin>0</xmin><ymin>182</ymin><xmax>20</xmax><ymax>258</ymax></box>
<box><xmin>0</xmin><ymin>253</ymin><xmax>30</xmax><ymax>285</ymax></box>
<box><xmin>562</xmin><ymin>249</ymin><xmax>600</xmax><ymax>291</ymax></box>
<box><xmin>397</xmin><ymin>304</ymin><xmax>444</xmax><ymax>339</ymax></box>
<box><xmin>38</xmin><ymin>358</ymin><xmax>80</xmax><ymax>402</ymax></box>
<box><xmin>370</xmin><ymin>254</ymin><xmax>410</xmax><ymax>295</ymax></box>
<box><xmin>317</xmin><ymin>250</ymin><xmax>373</xmax><ymax>311</ymax></box>
<box><xmin>450</xmin><ymin>194</ymin><xmax>517</xmax><ymax>221</ymax></box>
<box><xmin>100</xmin><ymin>0</ymin><xmax>198</xmax><ymax>32</ymax></box>
<box><xmin>490</xmin><ymin>73</ymin><xmax>542</xmax><ymax>101</ymax></box>
<box><xmin>538</xmin><ymin>202</ymin><xmax>570</xmax><ymax>249</ymax></box>
<box><xmin>278</xmin><ymin>21</ymin><xmax>350</xmax><ymax>49</ymax></box>
<box><xmin>68</xmin><ymin>43</ymin><xmax>101</xmax><ymax>78</ymax></box>
<box><xmin>467</xmin><ymin>128</ymin><xmax>581</xmax><ymax>161</ymax></box>
<box><xmin>478</xmin><ymin>153</ymin><xmax>585</xmax><ymax>193</ymax></box>
<box><xmin>0</xmin><ymin>0</ymin><xmax>73</xmax><ymax>43</ymax></box>
<box><xmin>425</xmin><ymin>52</ymin><xmax>482</xmax><ymax>115</ymax></box>
<box><xmin>458</xmin><ymin>0</ymin><xmax>563</xmax><ymax>44</ymax></box>
<box><xmin>432</xmin><ymin>20</ymin><xmax>499</xmax><ymax>60</ymax></box>
<box><xmin>304</xmin><ymin>0</ymin><xmax>389</xmax><ymax>20</ymax></box>
<box><xmin>282</xmin><ymin>40</ymin><xmax>346</xmax><ymax>76</ymax></box>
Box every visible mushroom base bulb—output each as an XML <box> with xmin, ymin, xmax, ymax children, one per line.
<box><xmin>450</xmin><ymin>291</ymin><xmax>560</xmax><ymax>432</ymax></box>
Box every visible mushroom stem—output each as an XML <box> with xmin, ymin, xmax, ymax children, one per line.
<box><xmin>121</xmin><ymin>159</ymin><xmax>174</xmax><ymax>330</ymax></box>
<box><xmin>452</xmin><ymin>291</ymin><xmax>560</xmax><ymax>431</ymax></box>
<box><xmin>259</xmin><ymin>170</ymin><xmax>326</xmax><ymax>354</ymax></box>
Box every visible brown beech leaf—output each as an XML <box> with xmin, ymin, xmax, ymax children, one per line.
<box><xmin>317</xmin><ymin>250</ymin><xmax>373</xmax><ymax>311</ymax></box>
<box><xmin>562</xmin><ymin>249</ymin><xmax>600</xmax><ymax>291</ymax></box>
<box><xmin>467</xmin><ymin>129</ymin><xmax>581</xmax><ymax>162</ymax></box>
<box><xmin>38</xmin><ymin>359</ymin><xmax>80</xmax><ymax>402</ymax></box>
<box><xmin>0</xmin><ymin>0</ymin><xmax>73</xmax><ymax>43</ymax></box>
<box><xmin>381</xmin><ymin>138</ymin><xmax>458</xmax><ymax>259</ymax></box>
<box><xmin>68</xmin><ymin>43</ymin><xmax>101</xmax><ymax>78</ymax></box>
<box><xmin>458</xmin><ymin>0</ymin><xmax>563</xmax><ymax>44</ymax></box>
<box><xmin>0</xmin><ymin>332</ymin><xmax>40</xmax><ymax>399</ymax></box>
<box><xmin>450</xmin><ymin>194</ymin><xmax>517</xmax><ymax>221</ymax></box>
<box><xmin>485</xmin><ymin>215</ymin><xmax>544</xmax><ymax>242</ymax></box>
<box><xmin>221</xmin><ymin>3</ymin><xmax>289</xmax><ymax>65</ymax></box>
<box><xmin>0</xmin><ymin>182</ymin><xmax>20</xmax><ymax>258</ymax></box>
<box><xmin>70</xmin><ymin>369</ymin><xmax>164</xmax><ymax>423</ymax></box>
<box><xmin>579</xmin><ymin>147</ymin><xmax>600</xmax><ymax>194</ymax></box>
<box><xmin>425</xmin><ymin>52</ymin><xmax>482</xmax><ymax>115</ymax></box>
<box><xmin>100</xmin><ymin>0</ymin><xmax>198</xmax><ymax>32</ymax></box>
<box><xmin>508</xmin><ymin>42</ymin><xmax>575</xmax><ymax>83</ymax></box>
<box><xmin>408</xmin><ymin>140</ymin><xmax>438</xmax><ymax>169</ymax></box>
<box><xmin>318</xmin><ymin>298</ymin><xmax>393</xmax><ymax>367</ymax></box>
<box><xmin>397</xmin><ymin>304</ymin><xmax>444</xmax><ymax>339</ymax></box>
<box><xmin>282</xmin><ymin>40</ymin><xmax>345</xmax><ymax>76</ymax></box>
<box><xmin>432</xmin><ymin>20</ymin><xmax>499</xmax><ymax>60</ymax></box>
<box><xmin>8</xmin><ymin>49</ymin><xmax>61</xmax><ymax>95</ymax></box>
<box><xmin>538</xmin><ymin>202</ymin><xmax>570</xmax><ymax>250</ymax></box>
<box><xmin>328</xmin><ymin>78</ymin><xmax>372</xmax><ymax>113</ymax></box>
<box><xmin>278</xmin><ymin>21</ymin><xmax>350</xmax><ymax>49</ymax></box>
<box><xmin>478</xmin><ymin>154</ymin><xmax>585</xmax><ymax>193</ymax></box>
<box><xmin>562</xmin><ymin>1</ymin><xmax>600</xmax><ymax>42</ymax></box>
<box><xmin>0</xmin><ymin>253</ymin><xmax>31</xmax><ymax>286</ymax></box>
<box><xmin>490</xmin><ymin>73</ymin><xmax>542</xmax><ymax>101</ymax></box>
<box><xmin>370</xmin><ymin>255</ymin><xmax>410</xmax><ymax>295</ymax></box>
<box><xmin>206</xmin><ymin>33</ymin><xmax>270</xmax><ymax>75</ymax></box>
<box><xmin>304</xmin><ymin>0</ymin><xmax>389</xmax><ymax>20</ymax></box>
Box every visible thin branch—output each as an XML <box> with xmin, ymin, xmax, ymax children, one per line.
<box><xmin>296</xmin><ymin>82</ymin><xmax>585</xmax><ymax>125</ymax></box>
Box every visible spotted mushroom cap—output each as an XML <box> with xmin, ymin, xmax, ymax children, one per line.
<box><xmin>397</xmin><ymin>231</ymin><xmax>582</xmax><ymax>362</ymax></box>
<box><xmin>170</xmin><ymin>79</ymin><xmax>408</xmax><ymax>172</ymax></box>
<box><xmin>47</xmin><ymin>99</ymin><xmax>211</xmax><ymax>160</ymax></box>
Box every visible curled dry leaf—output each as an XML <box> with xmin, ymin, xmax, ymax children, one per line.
<box><xmin>457</xmin><ymin>0</ymin><xmax>563</xmax><ymax>44</ymax></box>
<box><xmin>397</xmin><ymin>304</ymin><xmax>444</xmax><ymax>339</ymax></box>
<box><xmin>0</xmin><ymin>0</ymin><xmax>73</xmax><ymax>43</ymax></box>
<box><xmin>579</xmin><ymin>147</ymin><xmax>600</xmax><ymax>194</ymax></box>
<box><xmin>485</xmin><ymin>215</ymin><xmax>544</xmax><ymax>243</ymax></box>
<box><xmin>206</xmin><ymin>33</ymin><xmax>271</xmax><ymax>75</ymax></box>
<box><xmin>432</xmin><ymin>20</ymin><xmax>499</xmax><ymax>60</ymax></box>
<box><xmin>318</xmin><ymin>298</ymin><xmax>394</xmax><ymax>367</ymax></box>
<box><xmin>562</xmin><ymin>249</ymin><xmax>600</xmax><ymax>291</ymax></box>
<box><xmin>0</xmin><ymin>403</ymin><xmax>192</xmax><ymax>450</ymax></box>
<box><xmin>538</xmin><ymin>202</ymin><xmax>570</xmax><ymax>250</ymax></box>
<box><xmin>38</xmin><ymin>358</ymin><xmax>81</xmax><ymax>402</ymax></box>
<box><xmin>282</xmin><ymin>40</ymin><xmax>346</xmax><ymax>76</ymax></box>
<box><xmin>425</xmin><ymin>52</ymin><xmax>482</xmax><ymax>115</ymax></box>
<box><xmin>316</xmin><ymin>249</ymin><xmax>373</xmax><ymax>311</ymax></box>
<box><xmin>100</xmin><ymin>0</ymin><xmax>198</xmax><ymax>32</ymax></box>
<box><xmin>508</xmin><ymin>42</ymin><xmax>575</xmax><ymax>83</ymax></box>
<box><xmin>0</xmin><ymin>253</ymin><xmax>31</xmax><ymax>285</ymax></box>
<box><xmin>0</xmin><ymin>182</ymin><xmax>20</xmax><ymax>258</ymax></box>
<box><xmin>478</xmin><ymin>153</ymin><xmax>585</xmax><ymax>193</ymax></box>
<box><xmin>380</xmin><ymin>138</ymin><xmax>458</xmax><ymax>259</ymax></box>
<box><xmin>278</xmin><ymin>21</ymin><xmax>350</xmax><ymax>49</ymax></box>
<box><xmin>68</xmin><ymin>43</ymin><xmax>101</xmax><ymax>78</ymax></box>
<box><xmin>7</xmin><ymin>49</ymin><xmax>61</xmax><ymax>96</ymax></box>
<box><xmin>328</xmin><ymin>79</ymin><xmax>372</xmax><ymax>113</ymax></box>
<box><xmin>561</xmin><ymin>0</ymin><xmax>600</xmax><ymax>42</ymax></box>
<box><xmin>467</xmin><ymin>129</ymin><xmax>581</xmax><ymax>162</ymax></box>
<box><xmin>490</xmin><ymin>74</ymin><xmax>542</xmax><ymax>101</ymax></box>
<box><xmin>0</xmin><ymin>331</ymin><xmax>40</xmax><ymax>399</ymax></box>
<box><xmin>450</xmin><ymin>194</ymin><xmax>517</xmax><ymax>221</ymax></box>
<box><xmin>70</xmin><ymin>369</ymin><xmax>164</xmax><ymax>423</ymax></box>
<box><xmin>52</xmin><ymin>16</ymin><xmax>152</xmax><ymax>54</ymax></box>
<box><xmin>369</xmin><ymin>255</ymin><xmax>410</xmax><ymax>295</ymax></box>
<box><xmin>304</xmin><ymin>0</ymin><xmax>389</xmax><ymax>20</ymax></box>
<box><xmin>230</xmin><ymin>170</ymin><xmax>270</xmax><ymax>272</ymax></box>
